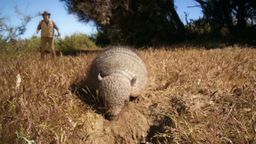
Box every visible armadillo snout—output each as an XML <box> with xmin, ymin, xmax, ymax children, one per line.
<box><xmin>99</xmin><ymin>75</ymin><xmax>131</xmax><ymax>120</ymax></box>
<box><xmin>105</xmin><ymin>112</ymin><xmax>117</xmax><ymax>120</ymax></box>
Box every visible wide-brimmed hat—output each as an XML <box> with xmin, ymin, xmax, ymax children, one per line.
<box><xmin>41</xmin><ymin>11</ymin><xmax>51</xmax><ymax>16</ymax></box>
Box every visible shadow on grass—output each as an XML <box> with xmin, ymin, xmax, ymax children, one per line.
<box><xmin>183</xmin><ymin>33</ymin><xmax>256</xmax><ymax>49</ymax></box>
<box><xmin>69</xmin><ymin>79</ymin><xmax>105</xmax><ymax>115</ymax></box>
<box><xmin>186</xmin><ymin>39</ymin><xmax>256</xmax><ymax>49</ymax></box>
<box><xmin>142</xmin><ymin>34</ymin><xmax>256</xmax><ymax>50</ymax></box>
<box><xmin>146</xmin><ymin>116</ymin><xmax>175</xmax><ymax>143</ymax></box>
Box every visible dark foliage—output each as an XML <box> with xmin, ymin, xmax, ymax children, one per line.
<box><xmin>61</xmin><ymin>0</ymin><xmax>186</xmax><ymax>46</ymax></box>
<box><xmin>194</xmin><ymin>0</ymin><xmax>256</xmax><ymax>34</ymax></box>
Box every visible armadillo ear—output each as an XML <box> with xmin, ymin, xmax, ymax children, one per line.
<box><xmin>131</xmin><ymin>77</ymin><xmax>137</xmax><ymax>86</ymax></box>
<box><xmin>98</xmin><ymin>73</ymin><xmax>103</xmax><ymax>81</ymax></box>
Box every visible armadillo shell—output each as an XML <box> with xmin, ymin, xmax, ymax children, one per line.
<box><xmin>90</xmin><ymin>47</ymin><xmax>148</xmax><ymax>95</ymax></box>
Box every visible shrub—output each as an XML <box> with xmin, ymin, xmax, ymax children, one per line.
<box><xmin>0</xmin><ymin>36</ymin><xmax>40</xmax><ymax>55</ymax></box>
<box><xmin>57</xmin><ymin>33</ymin><xmax>96</xmax><ymax>53</ymax></box>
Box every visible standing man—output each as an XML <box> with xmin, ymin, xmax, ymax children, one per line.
<box><xmin>37</xmin><ymin>11</ymin><xmax>60</xmax><ymax>58</ymax></box>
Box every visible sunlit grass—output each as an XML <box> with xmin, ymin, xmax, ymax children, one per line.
<box><xmin>0</xmin><ymin>45</ymin><xmax>255</xmax><ymax>143</ymax></box>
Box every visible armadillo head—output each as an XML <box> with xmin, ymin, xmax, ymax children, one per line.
<box><xmin>98</xmin><ymin>73</ymin><xmax>136</xmax><ymax>120</ymax></box>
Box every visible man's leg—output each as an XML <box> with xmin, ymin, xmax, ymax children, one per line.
<box><xmin>49</xmin><ymin>38</ymin><xmax>56</xmax><ymax>58</ymax></box>
<box><xmin>40</xmin><ymin>37</ymin><xmax>47</xmax><ymax>58</ymax></box>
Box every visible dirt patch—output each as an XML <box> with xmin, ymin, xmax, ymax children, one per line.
<box><xmin>70</xmin><ymin>78</ymin><xmax>153</xmax><ymax>143</ymax></box>
<box><xmin>78</xmin><ymin>103</ymin><xmax>150</xmax><ymax>144</ymax></box>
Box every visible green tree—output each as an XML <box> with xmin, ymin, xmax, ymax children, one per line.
<box><xmin>61</xmin><ymin>0</ymin><xmax>185</xmax><ymax>46</ymax></box>
<box><xmin>195</xmin><ymin>0</ymin><xmax>256</xmax><ymax>33</ymax></box>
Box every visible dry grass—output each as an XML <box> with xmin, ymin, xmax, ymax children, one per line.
<box><xmin>0</xmin><ymin>46</ymin><xmax>255</xmax><ymax>144</ymax></box>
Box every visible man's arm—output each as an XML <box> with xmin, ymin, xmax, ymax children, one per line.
<box><xmin>52</xmin><ymin>21</ymin><xmax>61</xmax><ymax>36</ymax></box>
<box><xmin>36</xmin><ymin>20</ymin><xmax>43</xmax><ymax>33</ymax></box>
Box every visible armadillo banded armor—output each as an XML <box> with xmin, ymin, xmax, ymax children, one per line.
<box><xmin>93</xmin><ymin>47</ymin><xmax>148</xmax><ymax>96</ymax></box>
<box><xmin>87</xmin><ymin>47</ymin><xmax>148</xmax><ymax>119</ymax></box>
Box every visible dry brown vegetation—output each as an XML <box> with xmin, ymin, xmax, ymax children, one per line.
<box><xmin>0</xmin><ymin>46</ymin><xmax>256</xmax><ymax>144</ymax></box>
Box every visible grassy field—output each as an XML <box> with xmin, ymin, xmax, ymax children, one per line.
<box><xmin>0</xmin><ymin>45</ymin><xmax>256</xmax><ymax>144</ymax></box>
